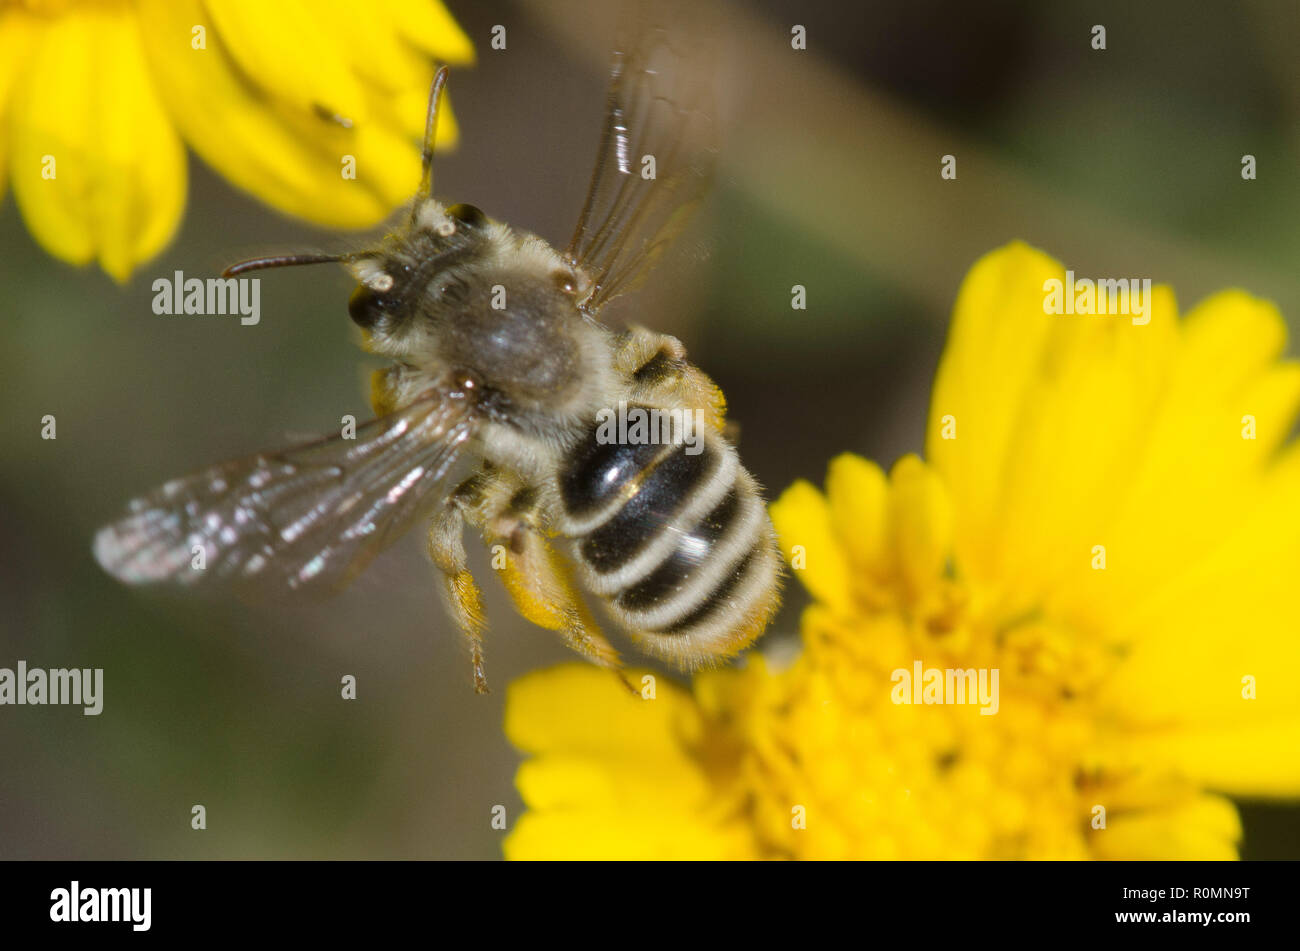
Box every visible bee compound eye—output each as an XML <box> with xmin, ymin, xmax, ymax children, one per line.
<box><xmin>348</xmin><ymin>285</ymin><xmax>383</xmax><ymax>329</ymax></box>
<box><xmin>446</xmin><ymin>203</ymin><xmax>486</xmax><ymax>228</ymax></box>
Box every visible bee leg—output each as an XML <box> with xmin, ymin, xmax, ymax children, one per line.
<box><xmin>486</xmin><ymin>507</ymin><xmax>625</xmax><ymax>675</ymax></box>
<box><xmin>614</xmin><ymin>325</ymin><xmax>728</xmax><ymax>432</ymax></box>
<box><xmin>428</xmin><ymin>501</ymin><xmax>491</xmax><ymax>694</ymax></box>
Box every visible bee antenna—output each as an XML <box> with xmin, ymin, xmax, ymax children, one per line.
<box><xmin>415</xmin><ymin>66</ymin><xmax>451</xmax><ymax>213</ymax></box>
<box><xmin>221</xmin><ymin>253</ymin><xmax>353</xmax><ymax>278</ymax></box>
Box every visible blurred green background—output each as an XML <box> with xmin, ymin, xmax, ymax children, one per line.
<box><xmin>2</xmin><ymin>0</ymin><xmax>1298</xmax><ymax>858</ymax></box>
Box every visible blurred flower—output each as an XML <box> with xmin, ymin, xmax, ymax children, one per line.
<box><xmin>0</xmin><ymin>0</ymin><xmax>473</xmax><ymax>281</ymax></box>
<box><xmin>504</xmin><ymin>241</ymin><xmax>1300</xmax><ymax>859</ymax></box>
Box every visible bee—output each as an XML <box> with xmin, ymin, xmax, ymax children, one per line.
<box><xmin>94</xmin><ymin>29</ymin><xmax>783</xmax><ymax>693</ymax></box>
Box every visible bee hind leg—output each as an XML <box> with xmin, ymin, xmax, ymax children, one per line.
<box><xmin>486</xmin><ymin>503</ymin><xmax>628</xmax><ymax>686</ymax></box>
<box><xmin>614</xmin><ymin>325</ymin><xmax>728</xmax><ymax>433</ymax></box>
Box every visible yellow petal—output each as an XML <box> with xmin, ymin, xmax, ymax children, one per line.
<box><xmin>369</xmin><ymin>78</ymin><xmax>460</xmax><ymax>154</ymax></box>
<box><xmin>389</xmin><ymin>0</ymin><xmax>476</xmax><ymax>65</ymax></box>
<box><xmin>1233</xmin><ymin>361</ymin><xmax>1300</xmax><ymax>459</ymax></box>
<box><xmin>770</xmin><ymin>479</ymin><xmax>854</xmax><ymax>614</ymax></box>
<box><xmin>1099</xmin><ymin>474</ymin><xmax>1300</xmax><ymax>730</ymax></box>
<box><xmin>925</xmin><ymin>245</ymin><xmax>1187</xmax><ymax>615</ymax></box>
<box><xmin>1176</xmin><ymin>289</ymin><xmax>1288</xmax><ymax>400</ymax></box>
<box><xmin>925</xmin><ymin>242</ymin><xmax>1061</xmax><ymax>579</ymax></box>
<box><xmin>0</xmin><ymin>9</ymin><xmax>42</xmax><ymax>204</ymax></box>
<box><xmin>887</xmin><ymin>454</ymin><xmax>951</xmax><ymax>599</ymax></box>
<box><xmin>504</xmin><ymin>664</ymin><xmax>698</xmax><ymax>760</ymax></box>
<box><xmin>993</xmin><ymin>282</ymin><xmax>1180</xmax><ymax>627</ymax></box>
<box><xmin>316</xmin><ymin>0</ymin><xmax>438</xmax><ymax>93</ymax></box>
<box><xmin>138</xmin><ymin>0</ymin><xmax>414</xmax><ymax>227</ymax></box>
<box><xmin>1091</xmin><ymin>794</ymin><xmax>1240</xmax><ymax>860</ymax></box>
<box><xmin>9</xmin><ymin>5</ymin><xmax>186</xmax><ymax>280</ymax></box>
<box><xmin>202</xmin><ymin>0</ymin><xmax>367</xmax><ymax>123</ymax></box>
<box><xmin>1122</xmin><ymin>720</ymin><xmax>1300</xmax><ymax>798</ymax></box>
<box><xmin>825</xmin><ymin>453</ymin><xmax>889</xmax><ymax>576</ymax></box>
<box><xmin>515</xmin><ymin>751</ymin><xmax>712</xmax><ymax>813</ymax></box>
<box><xmin>1106</xmin><ymin>291</ymin><xmax>1297</xmax><ymax>592</ymax></box>
<box><xmin>504</xmin><ymin>665</ymin><xmax>756</xmax><ymax>859</ymax></box>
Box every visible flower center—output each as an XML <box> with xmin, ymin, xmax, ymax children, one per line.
<box><xmin>730</xmin><ymin>568</ymin><xmax>1119</xmax><ymax>858</ymax></box>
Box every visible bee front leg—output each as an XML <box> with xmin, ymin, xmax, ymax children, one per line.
<box><xmin>428</xmin><ymin>499</ymin><xmax>491</xmax><ymax>694</ymax></box>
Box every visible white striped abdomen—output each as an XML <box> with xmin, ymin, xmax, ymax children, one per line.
<box><xmin>557</xmin><ymin>416</ymin><xmax>782</xmax><ymax>667</ymax></box>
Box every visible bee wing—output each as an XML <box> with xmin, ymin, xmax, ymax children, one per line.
<box><xmin>566</xmin><ymin>21</ymin><xmax>716</xmax><ymax>316</ymax></box>
<box><xmin>93</xmin><ymin>384</ymin><xmax>479</xmax><ymax>594</ymax></box>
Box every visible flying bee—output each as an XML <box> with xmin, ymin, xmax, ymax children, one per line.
<box><xmin>94</xmin><ymin>29</ymin><xmax>783</xmax><ymax>693</ymax></box>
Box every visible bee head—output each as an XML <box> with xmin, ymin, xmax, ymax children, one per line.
<box><xmin>344</xmin><ymin>200</ymin><xmax>489</xmax><ymax>333</ymax></box>
<box><xmin>218</xmin><ymin>198</ymin><xmax>491</xmax><ymax>345</ymax></box>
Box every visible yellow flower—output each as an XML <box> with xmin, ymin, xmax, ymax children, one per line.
<box><xmin>504</xmin><ymin>241</ymin><xmax>1300</xmax><ymax>860</ymax></box>
<box><xmin>0</xmin><ymin>0</ymin><xmax>473</xmax><ymax>281</ymax></box>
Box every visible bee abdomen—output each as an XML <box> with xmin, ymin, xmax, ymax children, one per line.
<box><xmin>560</xmin><ymin>425</ymin><xmax>782</xmax><ymax>667</ymax></box>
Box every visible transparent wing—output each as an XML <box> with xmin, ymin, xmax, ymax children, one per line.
<box><xmin>566</xmin><ymin>21</ymin><xmax>716</xmax><ymax>316</ymax></box>
<box><xmin>94</xmin><ymin>385</ymin><xmax>479</xmax><ymax>594</ymax></box>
